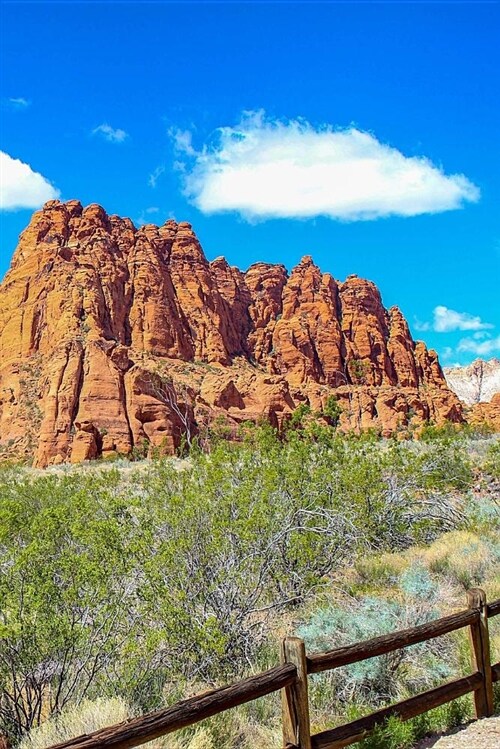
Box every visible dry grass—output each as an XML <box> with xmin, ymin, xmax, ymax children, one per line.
<box><xmin>18</xmin><ymin>698</ymin><xmax>130</xmax><ymax>749</ymax></box>
<box><xmin>17</xmin><ymin>695</ymin><xmax>282</xmax><ymax>749</ymax></box>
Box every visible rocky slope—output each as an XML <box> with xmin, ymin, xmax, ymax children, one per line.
<box><xmin>467</xmin><ymin>393</ymin><xmax>500</xmax><ymax>432</ymax></box>
<box><xmin>444</xmin><ymin>359</ymin><xmax>500</xmax><ymax>405</ymax></box>
<box><xmin>0</xmin><ymin>200</ymin><xmax>463</xmax><ymax>466</ymax></box>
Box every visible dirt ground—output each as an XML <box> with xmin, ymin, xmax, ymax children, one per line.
<box><xmin>414</xmin><ymin>716</ymin><xmax>500</xmax><ymax>748</ymax></box>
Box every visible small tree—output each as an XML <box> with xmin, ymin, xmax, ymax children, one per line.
<box><xmin>322</xmin><ymin>395</ymin><xmax>342</xmax><ymax>427</ymax></box>
<box><xmin>288</xmin><ymin>403</ymin><xmax>311</xmax><ymax>429</ymax></box>
<box><xmin>0</xmin><ymin>471</ymin><xmax>139</xmax><ymax>742</ymax></box>
<box><xmin>141</xmin><ymin>371</ymin><xmax>196</xmax><ymax>453</ymax></box>
<box><xmin>348</xmin><ymin>357</ymin><xmax>370</xmax><ymax>385</ymax></box>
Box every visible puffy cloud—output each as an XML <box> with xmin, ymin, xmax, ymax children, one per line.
<box><xmin>92</xmin><ymin>123</ymin><xmax>128</xmax><ymax>143</ymax></box>
<box><xmin>0</xmin><ymin>151</ymin><xmax>60</xmax><ymax>210</ymax></box>
<box><xmin>415</xmin><ymin>306</ymin><xmax>493</xmax><ymax>334</ymax></box>
<box><xmin>457</xmin><ymin>335</ymin><xmax>500</xmax><ymax>356</ymax></box>
<box><xmin>432</xmin><ymin>306</ymin><xmax>493</xmax><ymax>333</ymax></box>
<box><xmin>174</xmin><ymin>111</ymin><xmax>480</xmax><ymax>221</ymax></box>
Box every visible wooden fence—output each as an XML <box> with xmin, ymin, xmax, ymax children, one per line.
<box><xmin>45</xmin><ymin>588</ymin><xmax>499</xmax><ymax>749</ymax></box>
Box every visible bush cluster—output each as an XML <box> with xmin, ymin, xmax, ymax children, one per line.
<box><xmin>0</xmin><ymin>427</ymin><xmax>496</xmax><ymax>747</ymax></box>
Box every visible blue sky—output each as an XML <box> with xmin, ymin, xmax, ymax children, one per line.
<box><xmin>1</xmin><ymin>1</ymin><xmax>499</xmax><ymax>366</ymax></box>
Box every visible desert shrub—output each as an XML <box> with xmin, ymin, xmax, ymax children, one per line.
<box><xmin>466</xmin><ymin>496</ymin><xmax>500</xmax><ymax>531</ymax></box>
<box><xmin>0</xmin><ymin>468</ymin><xmax>143</xmax><ymax>741</ymax></box>
<box><xmin>359</xmin><ymin>716</ymin><xmax>417</xmax><ymax>749</ymax></box>
<box><xmin>128</xmin><ymin>430</ymin><xmax>468</xmax><ymax>692</ymax></box>
<box><xmin>418</xmin><ymin>420</ymin><xmax>492</xmax><ymax>443</ymax></box>
<box><xmin>357</xmin><ymin>694</ymin><xmax>473</xmax><ymax>749</ymax></box>
<box><xmin>299</xmin><ymin>564</ymin><xmax>454</xmax><ymax>710</ymax></box>
<box><xmin>393</xmin><ymin>437</ymin><xmax>473</xmax><ymax>494</ymax></box>
<box><xmin>484</xmin><ymin>439</ymin><xmax>500</xmax><ymax>480</ymax></box>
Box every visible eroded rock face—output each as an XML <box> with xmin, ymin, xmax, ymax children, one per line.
<box><xmin>0</xmin><ymin>200</ymin><xmax>465</xmax><ymax>465</ymax></box>
<box><xmin>444</xmin><ymin>359</ymin><xmax>500</xmax><ymax>405</ymax></box>
<box><xmin>468</xmin><ymin>393</ymin><xmax>500</xmax><ymax>431</ymax></box>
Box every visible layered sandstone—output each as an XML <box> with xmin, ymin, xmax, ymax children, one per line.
<box><xmin>0</xmin><ymin>200</ymin><xmax>464</xmax><ymax>466</ymax></box>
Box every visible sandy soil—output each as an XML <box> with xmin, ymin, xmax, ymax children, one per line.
<box><xmin>414</xmin><ymin>716</ymin><xmax>500</xmax><ymax>748</ymax></box>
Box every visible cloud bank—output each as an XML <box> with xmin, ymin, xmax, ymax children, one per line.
<box><xmin>0</xmin><ymin>151</ymin><xmax>60</xmax><ymax>210</ymax></box>
<box><xmin>174</xmin><ymin>112</ymin><xmax>480</xmax><ymax>221</ymax></box>
<box><xmin>457</xmin><ymin>335</ymin><xmax>500</xmax><ymax>357</ymax></box>
<box><xmin>432</xmin><ymin>306</ymin><xmax>493</xmax><ymax>333</ymax></box>
<box><xmin>92</xmin><ymin>123</ymin><xmax>128</xmax><ymax>143</ymax></box>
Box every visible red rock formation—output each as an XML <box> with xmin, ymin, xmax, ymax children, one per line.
<box><xmin>468</xmin><ymin>393</ymin><xmax>500</xmax><ymax>431</ymax></box>
<box><xmin>0</xmin><ymin>200</ymin><xmax>465</xmax><ymax>466</ymax></box>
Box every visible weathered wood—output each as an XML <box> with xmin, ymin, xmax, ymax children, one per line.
<box><xmin>487</xmin><ymin>598</ymin><xmax>500</xmax><ymax>618</ymax></box>
<box><xmin>492</xmin><ymin>662</ymin><xmax>500</xmax><ymax>682</ymax></box>
<box><xmin>467</xmin><ymin>588</ymin><xmax>494</xmax><ymax>718</ymax></box>
<box><xmin>307</xmin><ymin>609</ymin><xmax>477</xmax><ymax>674</ymax></box>
<box><xmin>311</xmin><ymin>672</ymin><xmax>482</xmax><ymax>749</ymax></box>
<box><xmin>281</xmin><ymin>637</ymin><xmax>312</xmax><ymax>749</ymax></box>
<box><xmin>46</xmin><ymin>664</ymin><xmax>297</xmax><ymax>749</ymax></box>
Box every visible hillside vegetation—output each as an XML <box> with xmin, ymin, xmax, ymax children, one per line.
<box><xmin>1</xmin><ymin>423</ymin><xmax>499</xmax><ymax>748</ymax></box>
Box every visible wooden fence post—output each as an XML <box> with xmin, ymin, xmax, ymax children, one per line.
<box><xmin>281</xmin><ymin>637</ymin><xmax>312</xmax><ymax>749</ymax></box>
<box><xmin>467</xmin><ymin>588</ymin><xmax>494</xmax><ymax>718</ymax></box>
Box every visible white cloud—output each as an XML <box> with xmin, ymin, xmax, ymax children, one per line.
<box><xmin>457</xmin><ymin>335</ymin><xmax>500</xmax><ymax>356</ymax></box>
<box><xmin>92</xmin><ymin>123</ymin><xmax>128</xmax><ymax>143</ymax></box>
<box><xmin>149</xmin><ymin>165</ymin><xmax>165</xmax><ymax>188</ymax></box>
<box><xmin>0</xmin><ymin>151</ymin><xmax>60</xmax><ymax>210</ymax></box>
<box><xmin>171</xmin><ymin>129</ymin><xmax>196</xmax><ymax>156</ymax></box>
<box><xmin>7</xmin><ymin>97</ymin><xmax>30</xmax><ymax>109</ymax></box>
<box><xmin>433</xmin><ymin>306</ymin><xmax>493</xmax><ymax>332</ymax></box>
<box><xmin>174</xmin><ymin>111</ymin><xmax>480</xmax><ymax>221</ymax></box>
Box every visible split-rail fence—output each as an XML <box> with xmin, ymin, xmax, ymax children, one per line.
<box><xmin>42</xmin><ymin>588</ymin><xmax>500</xmax><ymax>749</ymax></box>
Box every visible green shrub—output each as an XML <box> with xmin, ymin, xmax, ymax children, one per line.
<box><xmin>359</xmin><ymin>716</ymin><xmax>416</xmax><ymax>749</ymax></box>
<box><xmin>322</xmin><ymin>395</ymin><xmax>342</xmax><ymax>427</ymax></box>
<box><xmin>484</xmin><ymin>439</ymin><xmax>500</xmax><ymax>480</ymax></box>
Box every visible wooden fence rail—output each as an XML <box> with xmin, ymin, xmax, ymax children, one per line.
<box><xmin>45</xmin><ymin>588</ymin><xmax>500</xmax><ymax>749</ymax></box>
<box><xmin>46</xmin><ymin>666</ymin><xmax>297</xmax><ymax>749</ymax></box>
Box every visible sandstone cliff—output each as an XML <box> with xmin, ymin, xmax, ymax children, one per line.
<box><xmin>0</xmin><ymin>200</ymin><xmax>463</xmax><ymax>466</ymax></box>
<box><xmin>468</xmin><ymin>394</ymin><xmax>500</xmax><ymax>432</ymax></box>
